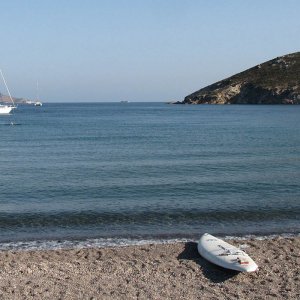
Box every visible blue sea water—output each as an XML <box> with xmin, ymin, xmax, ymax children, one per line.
<box><xmin>0</xmin><ymin>103</ymin><xmax>299</xmax><ymax>249</ymax></box>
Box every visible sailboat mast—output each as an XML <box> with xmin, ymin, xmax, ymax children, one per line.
<box><xmin>36</xmin><ymin>80</ymin><xmax>39</xmax><ymax>101</ymax></box>
<box><xmin>0</xmin><ymin>69</ymin><xmax>15</xmax><ymax>107</ymax></box>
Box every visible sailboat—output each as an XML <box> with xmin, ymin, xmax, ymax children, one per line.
<box><xmin>0</xmin><ymin>69</ymin><xmax>16</xmax><ymax>114</ymax></box>
<box><xmin>34</xmin><ymin>80</ymin><xmax>42</xmax><ymax>106</ymax></box>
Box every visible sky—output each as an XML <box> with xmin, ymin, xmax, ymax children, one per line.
<box><xmin>0</xmin><ymin>0</ymin><xmax>299</xmax><ymax>102</ymax></box>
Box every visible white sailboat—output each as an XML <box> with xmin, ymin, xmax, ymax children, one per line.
<box><xmin>34</xmin><ymin>80</ymin><xmax>42</xmax><ymax>106</ymax></box>
<box><xmin>0</xmin><ymin>69</ymin><xmax>16</xmax><ymax>114</ymax></box>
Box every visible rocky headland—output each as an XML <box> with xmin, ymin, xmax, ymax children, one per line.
<box><xmin>0</xmin><ymin>93</ymin><xmax>31</xmax><ymax>104</ymax></box>
<box><xmin>181</xmin><ymin>52</ymin><xmax>300</xmax><ymax>104</ymax></box>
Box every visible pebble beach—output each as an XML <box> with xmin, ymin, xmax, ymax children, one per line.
<box><xmin>0</xmin><ymin>236</ymin><xmax>299</xmax><ymax>299</ymax></box>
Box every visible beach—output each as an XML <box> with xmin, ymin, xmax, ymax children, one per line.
<box><xmin>0</xmin><ymin>236</ymin><xmax>299</xmax><ymax>299</ymax></box>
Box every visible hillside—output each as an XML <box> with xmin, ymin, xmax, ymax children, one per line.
<box><xmin>0</xmin><ymin>93</ymin><xmax>30</xmax><ymax>104</ymax></box>
<box><xmin>182</xmin><ymin>52</ymin><xmax>300</xmax><ymax>104</ymax></box>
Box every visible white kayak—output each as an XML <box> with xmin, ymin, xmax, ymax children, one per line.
<box><xmin>197</xmin><ymin>233</ymin><xmax>258</xmax><ymax>272</ymax></box>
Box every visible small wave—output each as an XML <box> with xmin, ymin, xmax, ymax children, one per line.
<box><xmin>0</xmin><ymin>208</ymin><xmax>299</xmax><ymax>228</ymax></box>
<box><xmin>224</xmin><ymin>232</ymin><xmax>300</xmax><ymax>240</ymax></box>
<box><xmin>0</xmin><ymin>233</ymin><xmax>298</xmax><ymax>252</ymax></box>
<box><xmin>0</xmin><ymin>237</ymin><xmax>190</xmax><ymax>251</ymax></box>
<box><xmin>1</xmin><ymin>122</ymin><xmax>22</xmax><ymax>126</ymax></box>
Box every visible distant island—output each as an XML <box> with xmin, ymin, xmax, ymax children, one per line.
<box><xmin>177</xmin><ymin>52</ymin><xmax>300</xmax><ymax>104</ymax></box>
<box><xmin>0</xmin><ymin>93</ymin><xmax>36</xmax><ymax>105</ymax></box>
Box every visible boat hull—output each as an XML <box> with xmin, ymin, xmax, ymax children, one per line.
<box><xmin>0</xmin><ymin>105</ymin><xmax>14</xmax><ymax>114</ymax></box>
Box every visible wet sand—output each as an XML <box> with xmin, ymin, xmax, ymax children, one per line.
<box><xmin>0</xmin><ymin>237</ymin><xmax>299</xmax><ymax>299</ymax></box>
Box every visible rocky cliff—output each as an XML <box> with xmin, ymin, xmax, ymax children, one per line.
<box><xmin>182</xmin><ymin>52</ymin><xmax>300</xmax><ymax>104</ymax></box>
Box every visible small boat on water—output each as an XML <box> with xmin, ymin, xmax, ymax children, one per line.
<box><xmin>0</xmin><ymin>69</ymin><xmax>16</xmax><ymax>115</ymax></box>
<box><xmin>34</xmin><ymin>81</ymin><xmax>42</xmax><ymax>106</ymax></box>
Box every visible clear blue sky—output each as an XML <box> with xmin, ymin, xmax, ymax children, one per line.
<box><xmin>1</xmin><ymin>0</ymin><xmax>299</xmax><ymax>102</ymax></box>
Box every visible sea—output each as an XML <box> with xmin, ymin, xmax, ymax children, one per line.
<box><xmin>0</xmin><ymin>103</ymin><xmax>299</xmax><ymax>250</ymax></box>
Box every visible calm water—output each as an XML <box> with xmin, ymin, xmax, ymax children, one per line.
<box><xmin>0</xmin><ymin>103</ymin><xmax>299</xmax><ymax>249</ymax></box>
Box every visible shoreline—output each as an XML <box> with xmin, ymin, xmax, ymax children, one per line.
<box><xmin>0</xmin><ymin>236</ymin><xmax>299</xmax><ymax>299</ymax></box>
<box><xmin>0</xmin><ymin>232</ymin><xmax>299</xmax><ymax>252</ymax></box>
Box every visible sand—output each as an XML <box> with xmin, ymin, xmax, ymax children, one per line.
<box><xmin>0</xmin><ymin>237</ymin><xmax>299</xmax><ymax>299</ymax></box>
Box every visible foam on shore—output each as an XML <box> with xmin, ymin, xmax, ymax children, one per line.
<box><xmin>0</xmin><ymin>232</ymin><xmax>298</xmax><ymax>251</ymax></box>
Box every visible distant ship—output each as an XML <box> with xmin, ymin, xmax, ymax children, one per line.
<box><xmin>34</xmin><ymin>101</ymin><xmax>42</xmax><ymax>106</ymax></box>
<box><xmin>120</xmin><ymin>100</ymin><xmax>129</xmax><ymax>103</ymax></box>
